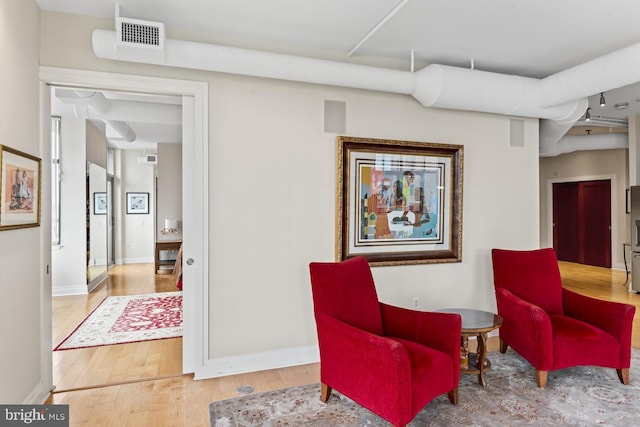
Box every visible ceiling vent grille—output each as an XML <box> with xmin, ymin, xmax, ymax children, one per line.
<box><xmin>137</xmin><ymin>154</ymin><xmax>157</xmax><ymax>165</ymax></box>
<box><xmin>116</xmin><ymin>17</ymin><xmax>165</xmax><ymax>50</ymax></box>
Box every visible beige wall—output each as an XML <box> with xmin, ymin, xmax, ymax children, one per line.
<box><xmin>39</xmin><ymin>12</ymin><xmax>541</xmax><ymax>370</ymax></box>
<box><xmin>156</xmin><ymin>143</ymin><xmax>182</xmax><ymax>242</ymax></box>
<box><xmin>86</xmin><ymin>121</ymin><xmax>106</xmax><ymax>168</ymax></box>
<box><xmin>120</xmin><ymin>150</ymin><xmax>155</xmax><ymax>263</ymax></box>
<box><xmin>539</xmin><ymin>148</ymin><xmax>628</xmax><ymax>269</ymax></box>
<box><xmin>0</xmin><ymin>0</ymin><xmax>47</xmax><ymax>403</ymax></box>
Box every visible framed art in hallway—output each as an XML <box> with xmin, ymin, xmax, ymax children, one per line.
<box><xmin>94</xmin><ymin>192</ymin><xmax>107</xmax><ymax>215</ymax></box>
<box><xmin>126</xmin><ymin>192</ymin><xmax>149</xmax><ymax>214</ymax></box>
<box><xmin>0</xmin><ymin>145</ymin><xmax>41</xmax><ymax>230</ymax></box>
<box><xmin>335</xmin><ymin>136</ymin><xmax>463</xmax><ymax>266</ymax></box>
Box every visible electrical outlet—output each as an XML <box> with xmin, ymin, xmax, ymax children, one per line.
<box><xmin>412</xmin><ymin>297</ymin><xmax>419</xmax><ymax>308</ymax></box>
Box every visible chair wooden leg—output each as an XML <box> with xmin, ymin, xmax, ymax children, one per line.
<box><xmin>617</xmin><ymin>368</ymin><xmax>630</xmax><ymax>385</ymax></box>
<box><xmin>499</xmin><ymin>339</ymin><xmax>508</xmax><ymax>353</ymax></box>
<box><xmin>536</xmin><ymin>370</ymin><xmax>547</xmax><ymax>388</ymax></box>
<box><xmin>447</xmin><ymin>387</ymin><xmax>458</xmax><ymax>405</ymax></box>
<box><xmin>320</xmin><ymin>383</ymin><xmax>332</xmax><ymax>402</ymax></box>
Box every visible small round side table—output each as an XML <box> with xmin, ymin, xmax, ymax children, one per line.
<box><xmin>437</xmin><ymin>308</ymin><xmax>503</xmax><ymax>386</ymax></box>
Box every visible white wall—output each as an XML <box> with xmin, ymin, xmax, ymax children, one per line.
<box><xmin>39</xmin><ymin>12</ymin><xmax>540</xmax><ymax>373</ymax></box>
<box><xmin>0</xmin><ymin>0</ymin><xmax>49</xmax><ymax>403</ymax></box>
<box><xmin>207</xmin><ymin>76</ymin><xmax>539</xmax><ymax>358</ymax></box>
<box><xmin>51</xmin><ymin>118</ymin><xmax>87</xmax><ymax>295</ymax></box>
<box><xmin>156</xmin><ymin>143</ymin><xmax>182</xmax><ymax>242</ymax></box>
<box><xmin>120</xmin><ymin>149</ymin><xmax>155</xmax><ymax>263</ymax></box>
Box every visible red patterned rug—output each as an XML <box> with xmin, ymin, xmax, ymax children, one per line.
<box><xmin>54</xmin><ymin>291</ymin><xmax>182</xmax><ymax>350</ymax></box>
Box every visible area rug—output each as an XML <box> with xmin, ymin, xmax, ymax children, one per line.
<box><xmin>209</xmin><ymin>349</ymin><xmax>640</xmax><ymax>426</ymax></box>
<box><xmin>54</xmin><ymin>291</ymin><xmax>182</xmax><ymax>350</ymax></box>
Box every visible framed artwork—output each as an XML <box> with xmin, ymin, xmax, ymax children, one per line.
<box><xmin>94</xmin><ymin>192</ymin><xmax>107</xmax><ymax>215</ymax></box>
<box><xmin>126</xmin><ymin>192</ymin><xmax>149</xmax><ymax>214</ymax></box>
<box><xmin>0</xmin><ymin>145</ymin><xmax>41</xmax><ymax>230</ymax></box>
<box><xmin>336</xmin><ymin>136</ymin><xmax>463</xmax><ymax>266</ymax></box>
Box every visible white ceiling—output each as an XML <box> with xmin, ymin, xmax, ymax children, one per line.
<box><xmin>38</xmin><ymin>0</ymin><xmax>640</xmax><ymax>144</ymax></box>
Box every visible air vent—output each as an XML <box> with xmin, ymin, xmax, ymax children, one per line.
<box><xmin>116</xmin><ymin>17</ymin><xmax>165</xmax><ymax>50</ymax></box>
<box><xmin>137</xmin><ymin>154</ymin><xmax>157</xmax><ymax>165</ymax></box>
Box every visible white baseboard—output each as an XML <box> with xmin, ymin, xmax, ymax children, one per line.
<box><xmin>194</xmin><ymin>345</ymin><xmax>319</xmax><ymax>380</ymax></box>
<box><xmin>24</xmin><ymin>382</ymin><xmax>52</xmax><ymax>404</ymax></box>
<box><xmin>122</xmin><ymin>257</ymin><xmax>154</xmax><ymax>264</ymax></box>
<box><xmin>52</xmin><ymin>284</ymin><xmax>88</xmax><ymax>296</ymax></box>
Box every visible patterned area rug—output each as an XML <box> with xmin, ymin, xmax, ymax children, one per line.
<box><xmin>54</xmin><ymin>291</ymin><xmax>182</xmax><ymax>350</ymax></box>
<box><xmin>210</xmin><ymin>349</ymin><xmax>640</xmax><ymax>426</ymax></box>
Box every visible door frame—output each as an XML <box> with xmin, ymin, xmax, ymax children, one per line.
<box><xmin>39</xmin><ymin>67</ymin><xmax>209</xmax><ymax>376</ymax></box>
<box><xmin>546</xmin><ymin>174</ymin><xmax>619</xmax><ymax>269</ymax></box>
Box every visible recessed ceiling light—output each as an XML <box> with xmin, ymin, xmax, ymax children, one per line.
<box><xmin>615</xmin><ymin>102</ymin><xmax>629</xmax><ymax>110</ymax></box>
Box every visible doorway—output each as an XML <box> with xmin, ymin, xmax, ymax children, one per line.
<box><xmin>553</xmin><ymin>179</ymin><xmax>611</xmax><ymax>268</ymax></box>
<box><xmin>41</xmin><ymin>66</ymin><xmax>209</xmax><ymax>388</ymax></box>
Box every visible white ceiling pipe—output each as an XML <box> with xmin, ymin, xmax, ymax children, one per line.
<box><xmin>56</xmin><ymin>88</ymin><xmax>136</xmax><ymax>141</ymax></box>
<box><xmin>93</xmin><ymin>29</ymin><xmax>415</xmax><ymax>95</ymax></box>
<box><xmin>91</xmin><ymin>28</ymin><xmax>640</xmax><ymax>154</ymax></box>
<box><xmin>539</xmin><ymin>96</ymin><xmax>590</xmax><ymax>156</ymax></box>
<box><xmin>106</xmin><ymin>100</ymin><xmax>181</xmax><ymax>125</ymax></box>
<box><xmin>412</xmin><ymin>64</ymin><xmax>587</xmax><ymax>121</ymax></box>
<box><xmin>107</xmin><ymin>120</ymin><xmax>136</xmax><ymax>142</ymax></box>
<box><xmin>56</xmin><ymin>88</ymin><xmax>181</xmax><ymax>125</ymax></box>
<box><xmin>539</xmin><ymin>132</ymin><xmax>628</xmax><ymax>157</ymax></box>
<box><xmin>539</xmin><ymin>41</ymin><xmax>640</xmax><ymax>108</ymax></box>
<box><xmin>93</xmin><ymin>29</ymin><xmax>583</xmax><ymax>121</ymax></box>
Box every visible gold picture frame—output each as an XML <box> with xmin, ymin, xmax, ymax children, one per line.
<box><xmin>336</xmin><ymin>136</ymin><xmax>463</xmax><ymax>266</ymax></box>
<box><xmin>0</xmin><ymin>145</ymin><xmax>41</xmax><ymax>231</ymax></box>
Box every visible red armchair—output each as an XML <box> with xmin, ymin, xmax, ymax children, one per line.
<box><xmin>309</xmin><ymin>256</ymin><xmax>461</xmax><ymax>427</ymax></box>
<box><xmin>491</xmin><ymin>248</ymin><xmax>635</xmax><ymax>388</ymax></box>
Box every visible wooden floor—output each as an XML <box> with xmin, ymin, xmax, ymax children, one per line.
<box><xmin>51</xmin><ymin>263</ymin><xmax>182</xmax><ymax>392</ymax></box>
<box><xmin>46</xmin><ymin>261</ymin><xmax>640</xmax><ymax>426</ymax></box>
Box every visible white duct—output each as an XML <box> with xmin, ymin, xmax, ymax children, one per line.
<box><xmin>55</xmin><ymin>88</ymin><xmax>181</xmax><ymax>125</ymax></box>
<box><xmin>55</xmin><ymin>89</ymin><xmax>137</xmax><ymax>142</ymax></box>
<box><xmin>93</xmin><ymin>29</ymin><xmax>415</xmax><ymax>95</ymax></box>
<box><xmin>92</xmin><ymin>28</ymin><xmax>640</xmax><ymax>155</ymax></box>
<box><xmin>106</xmin><ymin>120</ymin><xmax>136</xmax><ymax>142</ymax></box>
<box><xmin>412</xmin><ymin>64</ymin><xmax>586</xmax><ymax>121</ymax></box>
<box><xmin>539</xmin><ymin>41</ymin><xmax>640</xmax><ymax>107</ymax></box>
<box><xmin>540</xmin><ymin>133</ymin><xmax>628</xmax><ymax>157</ymax></box>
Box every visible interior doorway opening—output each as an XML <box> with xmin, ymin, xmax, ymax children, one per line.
<box><xmin>553</xmin><ymin>179</ymin><xmax>612</xmax><ymax>268</ymax></box>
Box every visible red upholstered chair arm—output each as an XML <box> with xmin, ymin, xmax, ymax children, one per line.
<box><xmin>316</xmin><ymin>314</ymin><xmax>413</xmax><ymax>399</ymax></box>
<box><xmin>562</xmin><ymin>288</ymin><xmax>636</xmax><ymax>341</ymax></box>
<box><xmin>496</xmin><ymin>288</ymin><xmax>554</xmax><ymax>368</ymax></box>
<box><xmin>380</xmin><ymin>302</ymin><xmax>461</xmax><ymax>356</ymax></box>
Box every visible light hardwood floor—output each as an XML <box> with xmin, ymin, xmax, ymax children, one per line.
<box><xmin>51</xmin><ymin>264</ymin><xmax>182</xmax><ymax>392</ymax></box>
<box><xmin>46</xmin><ymin>261</ymin><xmax>640</xmax><ymax>426</ymax></box>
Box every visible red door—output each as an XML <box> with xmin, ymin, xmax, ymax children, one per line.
<box><xmin>553</xmin><ymin>180</ymin><xmax>611</xmax><ymax>268</ymax></box>
<box><xmin>553</xmin><ymin>182</ymin><xmax>579</xmax><ymax>263</ymax></box>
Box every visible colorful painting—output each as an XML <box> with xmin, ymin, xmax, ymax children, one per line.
<box><xmin>336</xmin><ymin>136</ymin><xmax>463</xmax><ymax>266</ymax></box>
<box><xmin>0</xmin><ymin>145</ymin><xmax>41</xmax><ymax>230</ymax></box>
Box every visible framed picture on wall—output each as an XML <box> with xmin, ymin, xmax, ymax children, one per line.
<box><xmin>0</xmin><ymin>145</ymin><xmax>42</xmax><ymax>230</ymax></box>
<box><xmin>126</xmin><ymin>192</ymin><xmax>149</xmax><ymax>214</ymax></box>
<box><xmin>335</xmin><ymin>136</ymin><xmax>463</xmax><ymax>266</ymax></box>
<box><xmin>93</xmin><ymin>192</ymin><xmax>107</xmax><ymax>215</ymax></box>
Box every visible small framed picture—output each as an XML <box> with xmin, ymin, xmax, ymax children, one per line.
<box><xmin>93</xmin><ymin>192</ymin><xmax>107</xmax><ymax>215</ymax></box>
<box><xmin>0</xmin><ymin>145</ymin><xmax>42</xmax><ymax>230</ymax></box>
<box><xmin>126</xmin><ymin>192</ymin><xmax>149</xmax><ymax>214</ymax></box>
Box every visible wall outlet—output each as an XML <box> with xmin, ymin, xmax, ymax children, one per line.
<box><xmin>412</xmin><ymin>297</ymin><xmax>419</xmax><ymax>308</ymax></box>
